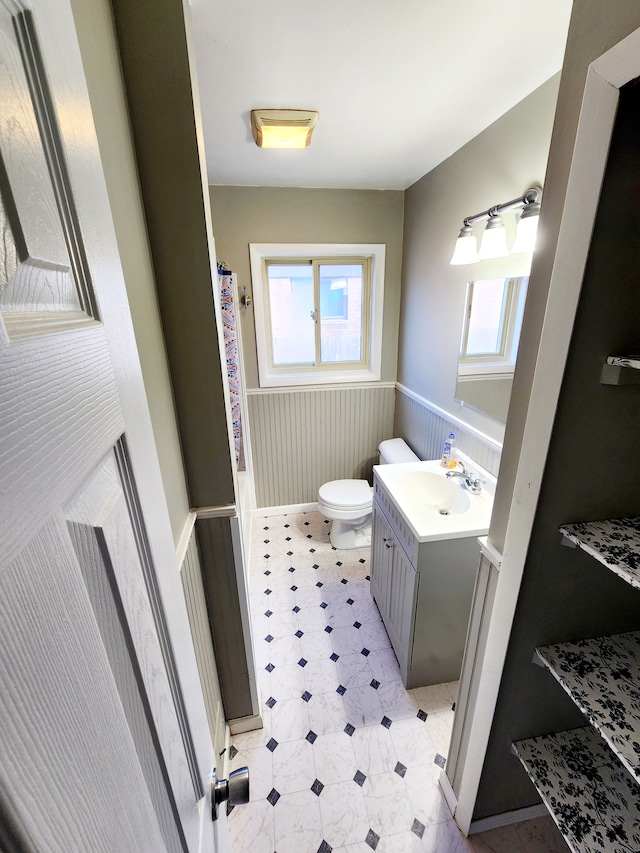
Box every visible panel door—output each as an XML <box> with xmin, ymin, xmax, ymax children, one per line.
<box><xmin>386</xmin><ymin>542</ymin><xmax>419</xmax><ymax>675</ymax></box>
<box><xmin>370</xmin><ymin>501</ymin><xmax>393</xmax><ymax>624</ymax></box>
<box><xmin>0</xmin><ymin>1</ymin><xmax>216</xmax><ymax>850</ymax></box>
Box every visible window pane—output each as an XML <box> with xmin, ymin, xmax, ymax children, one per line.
<box><xmin>319</xmin><ymin>264</ymin><xmax>363</xmax><ymax>363</ymax></box>
<box><xmin>267</xmin><ymin>264</ymin><xmax>315</xmax><ymax>365</ymax></box>
<box><xmin>466</xmin><ymin>279</ymin><xmax>507</xmax><ymax>355</ymax></box>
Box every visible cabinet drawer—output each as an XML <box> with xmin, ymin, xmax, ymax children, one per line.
<box><xmin>374</xmin><ymin>478</ymin><xmax>419</xmax><ymax>566</ymax></box>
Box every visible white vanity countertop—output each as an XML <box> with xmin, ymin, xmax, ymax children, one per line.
<box><xmin>373</xmin><ymin>457</ymin><xmax>495</xmax><ymax>543</ymax></box>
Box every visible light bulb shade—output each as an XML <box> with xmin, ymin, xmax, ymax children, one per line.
<box><xmin>511</xmin><ymin>205</ymin><xmax>540</xmax><ymax>253</ymax></box>
<box><xmin>478</xmin><ymin>215</ymin><xmax>509</xmax><ymax>259</ymax></box>
<box><xmin>450</xmin><ymin>225</ymin><xmax>479</xmax><ymax>265</ymax></box>
<box><xmin>251</xmin><ymin>109</ymin><xmax>319</xmax><ymax>148</ymax></box>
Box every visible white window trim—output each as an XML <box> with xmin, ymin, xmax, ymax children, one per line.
<box><xmin>249</xmin><ymin>243</ymin><xmax>386</xmax><ymax>388</ymax></box>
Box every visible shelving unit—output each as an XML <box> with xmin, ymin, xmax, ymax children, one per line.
<box><xmin>512</xmin><ymin>516</ymin><xmax>640</xmax><ymax>851</ymax></box>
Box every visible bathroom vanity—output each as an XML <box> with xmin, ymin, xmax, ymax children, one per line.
<box><xmin>370</xmin><ymin>459</ymin><xmax>494</xmax><ymax>688</ymax></box>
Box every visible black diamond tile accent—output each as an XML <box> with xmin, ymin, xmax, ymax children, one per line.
<box><xmin>229</xmin><ymin>744</ymin><xmax>238</xmax><ymax>760</ymax></box>
<box><xmin>265</xmin><ymin>663</ymin><xmax>275</xmax><ymax>673</ymax></box>
<box><xmin>309</xmin><ymin>548</ymin><xmax>316</xmax><ymax>553</ymax></box>
<box><xmin>381</xmin><ymin>716</ymin><xmax>392</xmax><ymax>729</ymax></box>
<box><xmin>417</xmin><ymin>709</ymin><xmax>428</xmax><ymax>722</ymax></box>
<box><xmin>306</xmin><ymin>730</ymin><xmax>317</xmax><ymax>744</ymax></box>
<box><xmin>291</xmin><ymin>585</ymin><xmax>298</xmax><ymax>591</ymax></box>
<box><xmin>284</xmin><ymin>523</ymin><xmax>290</xmax><ymax>528</ymax></box>
<box><xmin>330</xmin><ymin>653</ymin><xmax>339</xmax><ymax>662</ymax></box>
<box><xmin>266</xmin><ymin>738</ymin><xmax>278</xmax><ymax>752</ymax></box>
<box><xmin>435</xmin><ymin>753</ymin><xmax>446</xmax><ymax>768</ymax></box>
<box><xmin>365</xmin><ymin>575</ymin><xmax>370</xmax><ymax>581</ymax></box>
<box><xmin>295</xmin><ymin>630</ymin><xmax>304</xmax><ymax>638</ymax></box>
<box><xmin>354</xmin><ymin>621</ymin><xmax>362</xmax><ymax>629</ymax></box>
<box><xmin>267</xmin><ymin>788</ymin><xmax>280</xmax><ymax>806</ymax></box>
<box><xmin>317</xmin><ymin>841</ymin><xmax>332</xmax><ymax>853</ymax></box>
<box><xmin>365</xmin><ymin>829</ymin><xmax>380</xmax><ymax>849</ymax></box>
<box><xmin>336</xmin><ymin>684</ymin><xmax>346</xmax><ymax>695</ymax></box>
<box><xmin>452</xmin><ymin>701</ymin><xmax>456</xmax><ymax>712</ymax></box>
<box><xmin>265</xmin><ymin>588</ymin><xmax>272</xmax><ymax>595</ymax></box>
<box><xmin>324</xmin><ymin>519</ymin><xmax>330</xmax><ymax>523</ymax></box>
<box><xmin>336</xmin><ymin>561</ymin><xmax>343</xmax><ymax>567</ymax></box>
<box><xmin>313</xmin><ymin>564</ymin><xmax>320</xmax><ymax>569</ymax></box>
<box><xmin>307</xmin><ymin>534</ymin><xmax>313</xmax><ymax>539</ymax></box>
<box><xmin>370</xmin><ymin>679</ymin><xmax>380</xmax><ymax>690</ymax></box>
<box><xmin>286</xmin><ymin>536</ymin><xmax>291</xmax><ymax>540</ymax></box>
<box><xmin>411</xmin><ymin>819</ymin><xmax>426</xmax><ymax>839</ymax></box>
<box><xmin>347</xmin><ymin>598</ymin><xmax>354</xmax><ymax>605</ymax></box>
<box><xmin>359</xmin><ymin>558</ymin><xmax>366</xmax><ymax>564</ymax></box>
<box><xmin>266</xmin><ymin>696</ymin><xmax>276</xmax><ymax>709</ymax></box>
<box><xmin>353</xmin><ymin>769</ymin><xmax>366</xmax><ymax>787</ymax></box>
<box><xmin>265</xmin><ymin>634</ymin><xmax>274</xmax><ymax>643</ymax></box>
<box><xmin>320</xmin><ymin>602</ymin><xmax>328</xmax><ymax>609</ymax></box>
<box><xmin>293</xmin><ymin>606</ymin><xmax>300</xmax><ymax>613</ymax></box>
<box><xmin>344</xmin><ymin>723</ymin><xmax>355</xmax><ymax>736</ymax></box>
<box><xmin>287</xmin><ymin>550</ymin><xmax>293</xmax><ymax>556</ymax></box>
<box><xmin>265</xmin><ymin>610</ymin><xmax>273</xmax><ymax>617</ymax></box>
<box><xmin>316</xmin><ymin>581</ymin><xmax>323</xmax><ymax>588</ymax></box>
<box><xmin>264</xmin><ymin>554</ymin><xmax>270</xmax><ymax>559</ymax></box>
<box><xmin>311</xmin><ymin>778</ymin><xmax>324</xmax><ymax>796</ymax></box>
<box><xmin>361</xmin><ymin>648</ymin><xmax>370</xmax><ymax>657</ymax></box>
<box><xmin>304</xmin><ymin>521</ymin><xmax>310</xmax><ymax>526</ymax></box>
<box><xmin>325</xmin><ymin>625</ymin><xmax>333</xmax><ymax>633</ymax></box>
<box><xmin>263</xmin><ymin>539</ymin><xmax>269</xmax><ymax>544</ymax></box>
<box><xmin>264</xmin><ymin>570</ymin><xmax>271</xmax><ymax>576</ymax></box>
<box><xmin>263</xmin><ymin>526</ymin><xmax>269</xmax><ymax>531</ymax></box>
<box><xmin>340</xmin><ymin>578</ymin><xmax>348</xmax><ymax>584</ymax></box>
<box><xmin>302</xmin><ymin>691</ymin><xmax>312</xmax><ymax>702</ymax></box>
<box><xmin>298</xmin><ymin>658</ymin><xmax>308</xmax><ymax>668</ymax></box>
<box><xmin>394</xmin><ymin>761</ymin><xmax>407</xmax><ymax>778</ymax></box>
<box><xmin>288</xmin><ymin>566</ymin><xmax>296</xmax><ymax>573</ymax></box>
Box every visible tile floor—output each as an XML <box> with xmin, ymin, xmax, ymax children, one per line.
<box><xmin>227</xmin><ymin>511</ymin><xmax>567</xmax><ymax>853</ymax></box>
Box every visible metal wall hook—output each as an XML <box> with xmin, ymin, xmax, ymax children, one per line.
<box><xmin>240</xmin><ymin>286</ymin><xmax>252</xmax><ymax>309</ymax></box>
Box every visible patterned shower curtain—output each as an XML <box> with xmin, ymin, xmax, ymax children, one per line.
<box><xmin>217</xmin><ymin>266</ymin><xmax>244</xmax><ymax>470</ymax></box>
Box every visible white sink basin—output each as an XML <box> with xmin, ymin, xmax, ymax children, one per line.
<box><xmin>373</xmin><ymin>458</ymin><xmax>495</xmax><ymax>542</ymax></box>
<box><xmin>397</xmin><ymin>471</ymin><xmax>471</xmax><ymax>516</ymax></box>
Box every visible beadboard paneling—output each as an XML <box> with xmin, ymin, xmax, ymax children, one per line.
<box><xmin>180</xmin><ymin>530</ymin><xmax>226</xmax><ymax>761</ymax></box>
<box><xmin>248</xmin><ymin>385</ymin><xmax>395</xmax><ymax>507</ymax></box>
<box><xmin>394</xmin><ymin>388</ymin><xmax>501</xmax><ymax>476</ymax></box>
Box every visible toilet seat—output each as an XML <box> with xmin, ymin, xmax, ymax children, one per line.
<box><xmin>317</xmin><ymin>479</ymin><xmax>372</xmax><ymax>513</ymax></box>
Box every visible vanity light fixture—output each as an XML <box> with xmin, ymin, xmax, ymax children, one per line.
<box><xmin>251</xmin><ymin>109</ymin><xmax>319</xmax><ymax>148</ymax></box>
<box><xmin>450</xmin><ymin>185</ymin><xmax>542</xmax><ymax>265</ymax></box>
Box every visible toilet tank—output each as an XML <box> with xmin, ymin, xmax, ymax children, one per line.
<box><xmin>378</xmin><ymin>438</ymin><xmax>420</xmax><ymax>465</ymax></box>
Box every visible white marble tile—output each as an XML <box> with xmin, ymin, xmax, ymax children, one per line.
<box><xmin>330</xmin><ymin>625</ymin><xmax>365</xmax><ymax>656</ymax></box>
<box><xmin>367</xmin><ymin>647</ymin><xmax>402</xmax><ymax>683</ymax></box>
<box><xmin>336</xmin><ymin>653</ymin><xmax>374</xmax><ymax>689</ymax></box>
<box><xmin>300</xmin><ymin>629</ymin><xmax>336</xmax><ymax>662</ymax></box>
<box><xmin>376</xmin><ymin>831</ymin><xmax>425</xmax><ymax>852</ymax></box>
<box><xmin>307</xmin><ymin>691</ymin><xmax>348</xmax><ymax>736</ymax></box>
<box><xmin>425</xmin><ymin>710</ymin><xmax>454</xmax><ymax>759</ymax></box>
<box><xmin>273</xmin><ymin>789</ymin><xmax>324</xmax><ymax>853</ymax></box>
<box><xmin>351</xmin><ymin>595</ymin><xmax>382</xmax><ymax>624</ymax></box>
<box><xmin>390</xmin><ymin>716</ymin><xmax>436</xmax><ymax>768</ymax></box>
<box><xmin>362</xmin><ymin>770</ymin><xmax>414</xmax><ymax>836</ymax></box>
<box><xmin>312</xmin><ymin>731</ymin><xmax>358</xmax><ymax>784</ymax></box>
<box><xmin>270</xmin><ymin>697</ymin><xmax>310</xmax><ymax>744</ymax></box>
<box><xmin>262</xmin><ymin>587</ymin><xmax>297</xmax><ymax>613</ymax></box>
<box><xmin>318</xmin><ymin>780</ymin><xmax>370</xmax><ymax>849</ymax></box>
<box><xmin>229</xmin><ymin>744</ymin><xmax>273</xmax><ymax>802</ymax></box>
<box><xmin>269</xmin><ymin>663</ymin><xmax>306</xmax><ymax>701</ymax></box>
<box><xmin>271</xmin><ymin>738</ymin><xmax>316</xmax><ymax>795</ymax></box>
<box><xmin>352</xmin><ymin>724</ymin><xmax>398</xmax><ymax>777</ymax></box>
<box><xmin>411</xmin><ymin>682</ymin><xmax>458</xmax><ymax>714</ymax></box>
<box><xmin>294</xmin><ymin>584</ymin><xmax>325</xmax><ymax>609</ymax></box>
<box><xmin>304</xmin><ymin>657</ymin><xmax>340</xmax><ymax>696</ymax></box>
<box><xmin>359</xmin><ymin>620</ymin><xmax>392</xmax><ymax>651</ymax></box>
<box><xmin>265</xmin><ymin>635</ymin><xmax>302</xmax><ymax>667</ymax></box>
<box><xmin>376</xmin><ymin>679</ymin><xmax>419</xmax><ymax>720</ymax></box>
<box><xmin>420</xmin><ymin>817</ymin><xmax>475</xmax><ymax>852</ymax></box>
<box><xmin>295</xmin><ymin>604</ymin><xmax>329</xmax><ymax>633</ymax></box>
<box><xmin>404</xmin><ymin>763</ymin><xmax>450</xmax><ymax>828</ymax></box>
<box><xmin>326</xmin><ymin>601</ymin><xmax>360</xmax><ymax>629</ymax></box>
<box><xmin>321</xmin><ymin>582</ymin><xmax>352</xmax><ymax>605</ymax></box>
<box><xmin>227</xmin><ymin>797</ymin><xmax>275</xmax><ymax>853</ymax></box>
<box><xmin>344</xmin><ymin>579</ymin><xmax>373</xmax><ymax>600</ymax></box>
<box><xmin>343</xmin><ymin>685</ymin><xmax>385</xmax><ymax>727</ymax></box>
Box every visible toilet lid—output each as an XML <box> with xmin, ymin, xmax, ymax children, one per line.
<box><xmin>318</xmin><ymin>479</ymin><xmax>373</xmax><ymax>510</ymax></box>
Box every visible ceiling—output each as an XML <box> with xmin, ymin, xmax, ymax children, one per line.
<box><xmin>189</xmin><ymin>0</ymin><xmax>573</xmax><ymax>191</ymax></box>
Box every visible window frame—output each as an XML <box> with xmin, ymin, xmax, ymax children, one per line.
<box><xmin>249</xmin><ymin>243</ymin><xmax>386</xmax><ymax>388</ymax></box>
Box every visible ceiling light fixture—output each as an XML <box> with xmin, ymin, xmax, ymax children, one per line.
<box><xmin>251</xmin><ymin>109</ymin><xmax>319</xmax><ymax>149</ymax></box>
<box><xmin>450</xmin><ymin>186</ymin><xmax>542</xmax><ymax>265</ymax></box>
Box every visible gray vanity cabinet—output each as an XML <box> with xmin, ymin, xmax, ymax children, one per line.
<box><xmin>370</xmin><ymin>475</ymin><xmax>481</xmax><ymax>689</ymax></box>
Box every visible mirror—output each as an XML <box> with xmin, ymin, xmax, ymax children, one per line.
<box><xmin>455</xmin><ymin>276</ymin><xmax>529</xmax><ymax>423</ymax></box>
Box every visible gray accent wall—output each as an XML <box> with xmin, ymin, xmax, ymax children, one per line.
<box><xmin>248</xmin><ymin>385</ymin><xmax>395</xmax><ymax>507</ymax></box>
<box><xmin>398</xmin><ymin>75</ymin><xmax>561</xmax><ymax>448</ymax></box>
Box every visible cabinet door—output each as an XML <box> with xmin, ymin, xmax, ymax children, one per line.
<box><xmin>371</xmin><ymin>501</ymin><xmax>393</xmax><ymax>623</ymax></box>
<box><xmin>386</xmin><ymin>542</ymin><xmax>419</xmax><ymax>674</ymax></box>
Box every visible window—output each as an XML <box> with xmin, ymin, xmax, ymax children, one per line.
<box><xmin>458</xmin><ymin>276</ymin><xmax>528</xmax><ymax>375</ymax></box>
<box><xmin>250</xmin><ymin>244</ymin><xmax>385</xmax><ymax>387</ymax></box>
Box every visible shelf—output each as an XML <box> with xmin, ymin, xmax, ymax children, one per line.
<box><xmin>536</xmin><ymin>632</ymin><xmax>640</xmax><ymax>784</ymax></box>
<box><xmin>512</xmin><ymin>726</ymin><xmax>640</xmax><ymax>853</ymax></box>
<box><xmin>559</xmin><ymin>517</ymin><xmax>640</xmax><ymax>590</ymax></box>
<box><xmin>601</xmin><ymin>355</ymin><xmax>640</xmax><ymax>385</ymax></box>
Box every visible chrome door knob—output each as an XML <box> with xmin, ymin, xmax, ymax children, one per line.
<box><xmin>211</xmin><ymin>766</ymin><xmax>250</xmax><ymax>820</ymax></box>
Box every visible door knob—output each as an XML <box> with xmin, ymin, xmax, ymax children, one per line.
<box><xmin>211</xmin><ymin>766</ymin><xmax>250</xmax><ymax>820</ymax></box>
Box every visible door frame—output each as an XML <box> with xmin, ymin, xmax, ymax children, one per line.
<box><xmin>451</xmin><ymin>25</ymin><xmax>640</xmax><ymax>833</ymax></box>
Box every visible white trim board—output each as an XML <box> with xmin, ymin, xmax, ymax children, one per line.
<box><xmin>452</xmin><ymin>28</ymin><xmax>637</xmax><ymax>834</ymax></box>
<box><xmin>469</xmin><ymin>804</ymin><xmax>549</xmax><ymax>835</ymax></box>
<box><xmin>246</xmin><ymin>381</ymin><xmax>396</xmax><ymax>395</ymax></box>
<box><xmin>252</xmin><ymin>501</ymin><xmax>318</xmax><ymax>518</ymax></box>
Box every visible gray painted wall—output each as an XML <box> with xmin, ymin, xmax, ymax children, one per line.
<box><xmin>473</xmin><ymin>65</ymin><xmax>640</xmax><ymax>820</ymax></box>
<box><xmin>399</xmin><ymin>76</ymin><xmax>560</xmax><ymax>447</ymax></box>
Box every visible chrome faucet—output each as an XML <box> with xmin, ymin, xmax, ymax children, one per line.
<box><xmin>446</xmin><ymin>464</ymin><xmax>485</xmax><ymax>494</ymax></box>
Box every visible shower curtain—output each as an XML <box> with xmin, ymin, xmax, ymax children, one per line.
<box><xmin>217</xmin><ymin>265</ymin><xmax>245</xmax><ymax>470</ymax></box>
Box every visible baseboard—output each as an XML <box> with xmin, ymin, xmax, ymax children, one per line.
<box><xmin>438</xmin><ymin>770</ymin><xmax>457</xmax><ymax>818</ymax></box>
<box><xmin>229</xmin><ymin>712</ymin><xmax>264</xmax><ymax>735</ymax></box>
<box><xmin>468</xmin><ymin>803</ymin><xmax>549</xmax><ymax>835</ymax></box>
<box><xmin>252</xmin><ymin>501</ymin><xmax>318</xmax><ymax>518</ymax></box>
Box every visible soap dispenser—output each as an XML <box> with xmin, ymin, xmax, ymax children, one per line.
<box><xmin>440</xmin><ymin>432</ymin><xmax>456</xmax><ymax>468</ymax></box>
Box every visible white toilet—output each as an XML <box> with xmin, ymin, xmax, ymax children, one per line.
<box><xmin>317</xmin><ymin>438</ymin><xmax>420</xmax><ymax>549</ymax></box>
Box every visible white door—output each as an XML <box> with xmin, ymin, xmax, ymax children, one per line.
<box><xmin>0</xmin><ymin>0</ymin><xmax>219</xmax><ymax>850</ymax></box>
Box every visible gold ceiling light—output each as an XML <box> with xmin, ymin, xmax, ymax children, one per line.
<box><xmin>251</xmin><ymin>109</ymin><xmax>319</xmax><ymax>149</ymax></box>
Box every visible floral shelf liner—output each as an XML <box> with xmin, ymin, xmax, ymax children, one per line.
<box><xmin>513</xmin><ymin>726</ymin><xmax>640</xmax><ymax>853</ymax></box>
<box><xmin>559</xmin><ymin>517</ymin><xmax>640</xmax><ymax>591</ymax></box>
<box><xmin>537</xmin><ymin>631</ymin><xmax>640</xmax><ymax>784</ymax></box>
